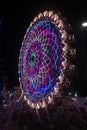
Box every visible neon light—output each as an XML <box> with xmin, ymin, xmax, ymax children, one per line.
<box><xmin>18</xmin><ymin>10</ymin><xmax>75</xmax><ymax>109</ymax></box>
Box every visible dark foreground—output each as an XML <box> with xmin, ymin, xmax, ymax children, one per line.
<box><xmin>0</xmin><ymin>96</ymin><xmax>87</xmax><ymax>130</ymax></box>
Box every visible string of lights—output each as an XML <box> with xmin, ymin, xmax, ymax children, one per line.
<box><xmin>18</xmin><ymin>10</ymin><xmax>76</xmax><ymax>109</ymax></box>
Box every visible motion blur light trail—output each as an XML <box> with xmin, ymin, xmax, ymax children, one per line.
<box><xmin>18</xmin><ymin>10</ymin><xmax>76</xmax><ymax>109</ymax></box>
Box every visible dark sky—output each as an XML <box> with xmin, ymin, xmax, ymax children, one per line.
<box><xmin>0</xmin><ymin>0</ymin><xmax>87</xmax><ymax>96</ymax></box>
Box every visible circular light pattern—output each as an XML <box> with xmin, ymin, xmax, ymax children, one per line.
<box><xmin>18</xmin><ymin>10</ymin><xmax>75</xmax><ymax>109</ymax></box>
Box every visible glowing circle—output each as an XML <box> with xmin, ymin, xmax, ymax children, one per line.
<box><xmin>18</xmin><ymin>10</ymin><xmax>75</xmax><ymax>109</ymax></box>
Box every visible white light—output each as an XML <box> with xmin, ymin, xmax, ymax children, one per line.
<box><xmin>27</xmin><ymin>100</ymin><xmax>30</xmax><ymax>105</ymax></box>
<box><xmin>69</xmin><ymin>92</ymin><xmax>71</xmax><ymax>95</ymax></box>
<box><xmin>75</xmin><ymin>92</ymin><xmax>78</xmax><ymax>97</ymax></box>
<box><xmin>3</xmin><ymin>100</ymin><xmax>5</xmax><ymax>103</ymax></box>
<box><xmin>58</xmin><ymin>76</ymin><xmax>63</xmax><ymax>82</ymax></box>
<box><xmin>54</xmin><ymin>87</ymin><xmax>59</xmax><ymax>95</ymax></box>
<box><xmin>82</xmin><ymin>22</ymin><xmax>87</xmax><ymax>27</ymax></box>
<box><xmin>24</xmin><ymin>95</ymin><xmax>27</xmax><ymax>101</ymax></box>
<box><xmin>48</xmin><ymin>96</ymin><xmax>53</xmax><ymax>104</ymax></box>
<box><xmin>72</xmin><ymin>97</ymin><xmax>77</xmax><ymax>101</ymax></box>
<box><xmin>9</xmin><ymin>93</ymin><xmax>12</xmax><ymax>97</ymax></box>
<box><xmin>31</xmin><ymin>103</ymin><xmax>34</xmax><ymax>108</ymax></box>
<box><xmin>36</xmin><ymin>103</ymin><xmax>40</xmax><ymax>109</ymax></box>
<box><xmin>42</xmin><ymin>100</ymin><xmax>46</xmax><ymax>108</ymax></box>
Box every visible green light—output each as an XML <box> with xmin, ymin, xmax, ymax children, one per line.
<box><xmin>29</xmin><ymin>52</ymin><xmax>37</xmax><ymax>67</ymax></box>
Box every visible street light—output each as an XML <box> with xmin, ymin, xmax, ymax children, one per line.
<box><xmin>82</xmin><ymin>22</ymin><xmax>87</xmax><ymax>27</ymax></box>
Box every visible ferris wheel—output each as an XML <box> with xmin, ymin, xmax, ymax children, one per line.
<box><xmin>18</xmin><ymin>10</ymin><xmax>76</xmax><ymax>109</ymax></box>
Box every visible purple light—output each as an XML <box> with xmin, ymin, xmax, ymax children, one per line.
<box><xmin>18</xmin><ymin>11</ymin><xmax>75</xmax><ymax>109</ymax></box>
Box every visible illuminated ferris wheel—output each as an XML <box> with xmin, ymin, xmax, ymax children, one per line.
<box><xmin>18</xmin><ymin>10</ymin><xmax>76</xmax><ymax>109</ymax></box>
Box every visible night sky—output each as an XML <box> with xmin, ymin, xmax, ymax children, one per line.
<box><xmin>0</xmin><ymin>0</ymin><xmax>87</xmax><ymax>96</ymax></box>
